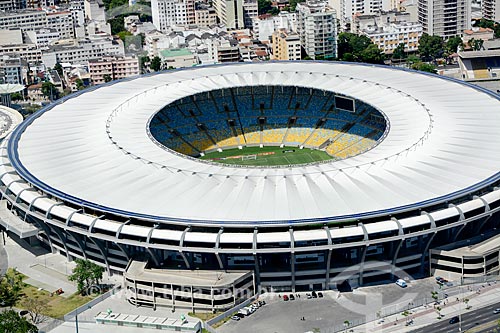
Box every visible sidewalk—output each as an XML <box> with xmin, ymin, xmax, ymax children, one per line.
<box><xmin>350</xmin><ymin>281</ymin><xmax>500</xmax><ymax>333</ymax></box>
<box><xmin>3</xmin><ymin>235</ymin><xmax>121</xmax><ymax>296</ymax></box>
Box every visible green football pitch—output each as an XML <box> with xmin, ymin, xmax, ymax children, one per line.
<box><xmin>200</xmin><ymin>146</ymin><xmax>334</xmax><ymax>166</ymax></box>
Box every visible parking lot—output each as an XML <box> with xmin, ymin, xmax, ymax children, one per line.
<box><xmin>218</xmin><ymin>278</ymin><xmax>440</xmax><ymax>333</ymax></box>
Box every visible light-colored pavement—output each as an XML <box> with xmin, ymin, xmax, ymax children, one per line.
<box><xmin>3</xmin><ymin>235</ymin><xmax>121</xmax><ymax>296</ymax></box>
<box><xmin>218</xmin><ymin>279</ymin><xmax>438</xmax><ymax>333</ymax></box>
<box><xmin>217</xmin><ymin>279</ymin><xmax>500</xmax><ymax>333</ymax></box>
<box><xmin>68</xmin><ymin>289</ymin><xmax>197</xmax><ymax>323</ymax></box>
<box><xmin>351</xmin><ymin>281</ymin><xmax>500</xmax><ymax>333</ymax></box>
<box><xmin>49</xmin><ymin>321</ymin><xmax>178</xmax><ymax>333</ymax></box>
<box><xmin>0</xmin><ymin>231</ymin><xmax>8</xmax><ymax>276</ymax></box>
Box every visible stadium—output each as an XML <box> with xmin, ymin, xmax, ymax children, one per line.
<box><xmin>1</xmin><ymin>61</ymin><xmax>500</xmax><ymax>311</ymax></box>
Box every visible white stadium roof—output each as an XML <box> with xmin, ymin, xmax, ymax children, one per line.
<box><xmin>8</xmin><ymin>62</ymin><xmax>500</xmax><ymax>225</ymax></box>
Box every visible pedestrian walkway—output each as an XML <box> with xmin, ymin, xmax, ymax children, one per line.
<box><xmin>3</xmin><ymin>234</ymin><xmax>121</xmax><ymax>296</ymax></box>
<box><xmin>0</xmin><ymin>232</ymin><xmax>8</xmax><ymax>276</ymax></box>
<box><xmin>350</xmin><ymin>281</ymin><xmax>500</xmax><ymax>333</ymax></box>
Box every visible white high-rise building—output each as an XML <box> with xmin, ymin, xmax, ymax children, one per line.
<box><xmin>482</xmin><ymin>0</ymin><xmax>500</xmax><ymax>22</ymax></box>
<box><xmin>329</xmin><ymin>0</ymin><xmax>397</xmax><ymax>28</ymax></box>
<box><xmin>418</xmin><ymin>0</ymin><xmax>471</xmax><ymax>38</ymax></box>
<box><xmin>152</xmin><ymin>0</ymin><xmax>195</xmax><ymax>32</ymax></box>
<box><xmin>297</xmin><ymin>0</ymin><xmax>337</xmax><ymax>59</ymax></box>
<box><xmin>213</xmin><ymin>0</ymin><xmax>244</xmax><ymax>29</ymax></box>
<box><xmin>242</xmin><ymin>0</ymin><xmax>258</xmax><ymax>28</ymax></box>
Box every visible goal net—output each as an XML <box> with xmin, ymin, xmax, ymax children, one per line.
<box><xmin>242</xmin><ymin>154</ymin><xmax>257</xmax><ymax>161</ymax></box>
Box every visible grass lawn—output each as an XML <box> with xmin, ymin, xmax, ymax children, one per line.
<box><xmin>10</xmin><ymin>269</ymin><xmax>95</xmax><ymax>319</ymax></box>
<box><xmin>200</xmin><ymin>146</ymin><xmax>333</xmax><ymax>166</ymax></box>
<box><xmin>189</xmin><ymin>311</ymin><xmax>235</xmax><ymax>329</ymax></box>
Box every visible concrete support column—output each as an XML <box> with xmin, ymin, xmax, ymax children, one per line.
<box><xmin>359</xmin><ymin>246</ymin><xmax>367</xmax><ymax>286</ymax></box>
<box><xmin>325</xmin><ymin>249</ymin><xmax>332</xmax><ymax>289</ymax></box>
<box><xmin>152</xmin><ymin>281</ymin><xmax>156</xmax><ymax>310</ymax></box>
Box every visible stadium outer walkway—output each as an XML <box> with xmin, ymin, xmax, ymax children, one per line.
<box><xmin>349</xmin><ymin>282</ymin><xmax>500</xmax><ymax>333</ymax></box>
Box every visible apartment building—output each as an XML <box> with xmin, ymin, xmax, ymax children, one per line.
<box><xmin>253</xmin><ymin>11</ymin><xmax>297</xmax><ymax>42</ymax></box>
<box><xmin>46</xmin><ymin>10</ymin><xmax>75</xmax><ymax>39</ymax></box>
<box><xmin>88</xmin><ymin>56</ymin><xmax>140</xmax><ymax>85</ymax></box>
<box><xmin>152</xmin><ymin>0</ymin><xmax>195</xmax><ymax>32</ymax></box>
<box><xmin>0</xmin><ymin>56</ymin><xmax>23</xmax><ymax>85</ymax></box>
<box><xmin>418</xmin><ymin>0</ymin><xmax>471</xmax><ymax>38</ymax></box>
<box><xmin>0</xmin><ymin>10</ymin><xmax>47</xmax><ymax>31</ymax></box>
<box><xmin>482</xmin><ymin>0</ymin><xmax>500</xmax><ymax>22</ymax></box>
<box><xmin>296</xmin><ymin>0</ymin><xmax>337</xmax><ymax>59</ymax></box>
<box><xmin>194</xmin><ymin>5</ymin><xmax>217</xmax><ymax>27</ymax></box>
<box><xmin>353</xmin><ymin>11</ymin><xmax>422</xmax><ymax>54</ymax></box>
<box><xmin>329</xmin><ymin>0</ymin><xmax>398</xmax><ymax>28</ymax></box>
<box><xmin>41</xmin><ymin>36</ymin><xmax>125</xmax><ymax>67</ymax></box>
<box><xmin>271</xmin><ymin>29</ymin><xmax>301</xmax><ymax>60</ymax></box>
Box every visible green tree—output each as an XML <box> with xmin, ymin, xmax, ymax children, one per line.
<box><xmin>0</xmin><ymin>309</ymin><xmax>38</xmax><ymax>333</ymax></box>
<box><xmin>407</xmin><ymin>54</ymin><xmax>420</xmax><ymax>65</ymax></box>
<box><xmin>108</xmin><ymin>16</ymin><xmax>125</xmax><ymax>35</ymax></box>
<box><xmin>445</xmin><ymin>36</ymin><xmax>463</xmax><ymax>54</ymax></box>
<box><xmin>418</xmin><ymin>33</ymin><xmax>444</xmax><ymax>61</ymax></box>
<box><xmin>392</xmin><ymin>43</ymin><xmax>406</xmax><ymax>60</ymax></box>
<box><xmin>475</xmin><ymin>18</ymin><xmax>500</xmax><ymax>38</ymax></box>
<box><xmin>288</xmin><ymin>0</ymin><xmax>305</xmax><ymax>11</ymax></box>
<box><xmin>117</xmin><ymin>30</ymin><xmax>132</xmax><ymax>41</ymax></box>
<box><xmin>68</xmin><ymin>259</ymin><xmax>104</xmax><ymax>295</ymax></box>
<box><xmin>337</xmin><ymin>32</ymin><xmax>374</xmax><ymax>62</ymax></box>
<box><xmin>41</xmin><ymin>82</ymin><xmax>59</xmax><ymax>100</ymax></box>
<box><xmin>411</xmin><ymin>62</ymin><xmax>437</xmax><ymax>74</ymax></box>
<box><xmin>140</xmin><ymin>55</ymin><xmax>150</xmax><ymax>73</ymax></box>
<box><xmin>468</xmin><ymin>38</ymin><xmax>484</xmax><ymax>51</ymax></box>
<box><xmin>10</xmin><ymin>92</ymin><xmax>23</xmax><ymax>101</ymax></box>
<box><xmin>337</xmin><ymin>32</ymin><xmax>376</xmax><ymax>63</ymax></box>
<box><xmin>103</xmin><ymin>74</ymin><xmax>113</xmax><ymax>83</ymax></box>
<box><xmin>150</xmin><ymin>56</ymin><xmax>162</xmax><ymax>72</ymax></box>
<box><xmin>0</xmin><ymin>269</ymin><xmax>24</xmax><ymax>306</ymax></box>
<box><xmin>75</xmin><ymin>79</ymin><xmax>85</xmax><ymax>90</ymax></box>
<box><xmin>53</xmin><ymin>62</ymin><xmax>64</xmax><ymax>77</ymax></box>
<box><xmin>360</xmin><ymin>44</ymin><xmax>384</xmax><ymax>64</ymax></box>
<box><xmin>257</xmin><ymin>0</ymin><xmax>273</xmax><ymax>14</ymax></box>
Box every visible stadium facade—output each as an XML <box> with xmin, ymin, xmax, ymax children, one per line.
<box><xmin>1</xmin><ymin>62</ymin><xmax>500</xmax><ymax>311</ymax></box>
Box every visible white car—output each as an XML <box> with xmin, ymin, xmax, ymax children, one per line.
<box><xmin>494</xmin><ymin>308</ymin><xmax>500</xmax><ymax>314</ymax></box>
<box><xmin>395</xmin><ymin>279</ymin><xmax>407</xmax><ymax>288</ymax></box>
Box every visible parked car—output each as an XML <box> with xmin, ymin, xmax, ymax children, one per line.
<box><xmin>238</xmin><ymin>308</ymin><xmax>250</xmax><ymax>316</ymax></box>
<box><xmin>449</xmin><ymin>316</ymin><xmax>459</xmax><ymax>324</ymax></box>
<box><xmin>283</xmin><ymin>294</ymin><xmax>289</xmax><ymax>301</ymax></box>
<box><xmin>318</xmin><ymin>292</ymin><xmax>323</xmax><ymax>298</ymax></box>
<box><xmin>289</xmin><ymin>294</ymin><xmax>295</xmax><ymax>300</ymax></box>
<box><xmin>259</xmin><ymin>300</ymin><xmax>266</xmax><ymax>306</ymax></box>
<box><xmin>231</xmin><ymin>316</ymin><xmax>240</xmax><ymax>321</ymax></box>
<box><xmin>396</xmin><ymin>279</ymin><xmax>407</xmax><ymax>288</ymax></box>
<box><xmin>493</xmin><ymin>308</ymin><xmax>500</xmax><ymax>314</ymax></box>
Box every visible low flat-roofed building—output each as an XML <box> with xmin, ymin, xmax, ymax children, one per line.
<box><xmin>124</xmin><ymin>260</ymin><xmax>254</xmax><ymax>312</ymax></box>
<box><xmin>0</xmin><ymin>29</ymin><xmax>23</xmax><ymax>45</ymax></box>
<box><xmin>95</xmin><ymin>312</ymin><xmax>201</xmax><ymax>332</ymax></box>
<box><xmin>458</xmin><ymin>49</ymin><xmax>500</xmax><ymax>80</ymax></box>
<box><xmin>159</xmin><ymin>48</ymin><xmax>197</xmax><ymax>68</ymax></box>
<box><xmin>430</xmin><ymin>233</ymin><xmax>500</xmax><ymax>282</ymax></box>
<box><xmin>463</xmin><ymin>27</ymin><xmax>494</xmax><ymax>45</ymax></box>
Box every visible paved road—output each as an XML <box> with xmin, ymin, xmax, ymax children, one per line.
<box><xmin>219</xmin><ymin>279</ymin><xmax>438</xmax><ymax>333</ymax></box>
<box><xmin>0</xmin><ymin>231</ymin><xmax>7</xmax><ymax>276</ymax></box>
<box><xmin>409</xmin><ymin>301</ymin><xmax>500</xmax><ymax>333</ymax></box>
